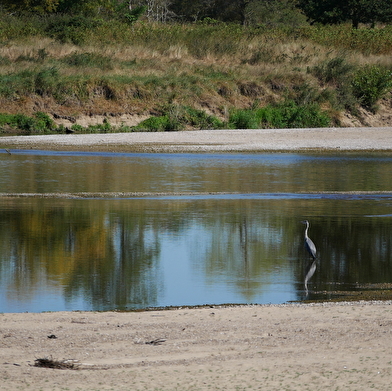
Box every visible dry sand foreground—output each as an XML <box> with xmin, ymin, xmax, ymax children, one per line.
<box><xmin>1</xmin><ymin>302</ymin><xmax>392</xmax><ymax>391</ymax></box>
<box><xmin>1</xmin><ymin>126</ymin><xmax>392</xmax><ymax>152</ymax></box>
<box><xmin>1</xmin><ymin>128</ymin><xmax>392</xmax><ymax>390</ymax></box>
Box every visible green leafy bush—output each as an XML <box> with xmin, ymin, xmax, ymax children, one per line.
<box><xmin>133</xmin><ymin>116</ymin><xmax>177</xmax><ymax>132</ymax></box>
<box><xmin>229</xmin><ymin>100</ymin><xmax>330</xmax><ymax>129</ymax></box>
<box><xmin>310</xmin><ymin>57</ymin><xmax>354</xmax><ymax>85</ymax></box>
<box><xmin>45</xmin><ymin>15</ymin><xmax>103</xmax><ymax>44</ymax></box>
<box><xmin>228</xmin><ymin>109</ymin><xmax>259</xmax><ymax>129</ymax></box>
<box><xmin>352</xmin><ymin>65</ymin><xmax>392</xmax><ymax>111</ymax></box>
<box><xmin>133</xmin><ymin>106</ymin><xmax>223</xmax><ymax>131</ymax></box>
<box><xmin>34</xmin><ymin>67</ymin><xmax>60</xmax><ymax>97</ymax></box>
<box><xmin>0</xmin><ymin>112</ymin><xmax>56</xmax><ymax>133</ymax></box>
<box><xmin>122</xmin><ymin>5</ymin><xmax>146</xmax><ymax>24</ymax></box>
<box><xmin>175</xmin><ymin>106</ymin><xmax>224</xmax><ymax>129</ymax></box>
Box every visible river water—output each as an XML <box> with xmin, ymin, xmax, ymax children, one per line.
<box><xmin>1</xmin><ymin>150</ymin><xmax>392</xmax><ymax>312</ymax></box>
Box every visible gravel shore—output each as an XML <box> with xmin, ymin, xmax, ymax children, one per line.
<box><xmin>1</xmin><ymin>126</ymin><xmax>392</xmax><ymax>152</ymax></box>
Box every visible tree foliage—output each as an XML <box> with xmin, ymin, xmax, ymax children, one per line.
<box><xmin>1</xmin><ymin>0</ymin><xmax>60</xmax><ymax>13</ymax></box>
<box><xmin>165</xmin><ymin>0</ymin><xmax>248</xmax><ymax>24</ymax></box>
<box><xmin>2</xmin><ymin>0</ymin><xmax>392</xmax><ymax>27</ymax></box>
<box><xmin>245</xmin><ymin>0</ymin><xmax>306</xmax><ymax>27</ymax></box>
<box><xmin>297</xmin><ymin>0</ymin><xmax>392</xmax><ymax>28</ymax></box>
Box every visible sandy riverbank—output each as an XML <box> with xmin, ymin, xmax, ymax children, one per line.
<box><xmin>1</xmin><ymin>126</ymin><xmax>392</xmax><ymax>153</ymax></box>
<box><xmin>1</xmin><ymin>302</ymin><xmax>392</xmax><ymax>391</ymax></box>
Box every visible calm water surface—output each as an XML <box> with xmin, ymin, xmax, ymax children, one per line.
<box><xmin>1</xmin><ymin>150</ymin><xmax>392</xmax><ymax>312</ymax></box>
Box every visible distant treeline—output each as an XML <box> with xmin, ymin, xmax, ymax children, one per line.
<box><xmin>2</xmin><ymin>0</ymin><xmax>392</xmax><ymax>28</ymax></box>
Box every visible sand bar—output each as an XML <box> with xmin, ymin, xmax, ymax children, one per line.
<box><xmin>1</xmin><ymin>302</ymin><xmax>392</xmax><ymax>391</ymax></box>
<box><xmin>1</xmin><ymin>126</ymin><xmax>392</xmax><ymax>152</ymax></box>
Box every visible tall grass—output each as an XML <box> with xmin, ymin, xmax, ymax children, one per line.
<box><xmin>298</xmin><ymin>24</ymin><xmax>392</xmax><ymax>55</ymax></box>
<box><xmin>0</xmin><ymin>14</ymin><xmax>391</xmax><ymax>130</ymax></box>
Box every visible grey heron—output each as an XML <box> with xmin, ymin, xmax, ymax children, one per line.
<box><xmin>301</xmin><ymin>220</ymin><xmax>317</xmax><ymax>260</ymax></box>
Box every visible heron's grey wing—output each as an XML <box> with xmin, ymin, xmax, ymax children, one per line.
<box><xmin>305</xmin><ymin>237</ymin><xmax>317</xmax><ymax>259</ymax></box>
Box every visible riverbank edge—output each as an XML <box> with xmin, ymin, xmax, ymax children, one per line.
<box><xmin>1</xmin><ymin>127</ymin><xmax>392</xmax><ymax>153</ymax></box>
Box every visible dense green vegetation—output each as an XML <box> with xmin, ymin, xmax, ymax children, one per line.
<box><xmin>297</xmin><ymin>0</ymin><xmax>392</xmax><ymax>28</ymax></box>
<box><xmin>0</xmin><ymin>1</ymin><xmax>391</xmax><ymax>133</ymax></box>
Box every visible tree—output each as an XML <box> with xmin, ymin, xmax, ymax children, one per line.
<box><xmin>169</xmin><ymin>0</ymin><xmax>249</xmax><ymax>24</ymax></box>
<box><xmin>245</xmin><ymin>0</ymin><xmax>306</xmax><ymax>27</ymax></box>
<box><xmin>55</xmin><ymin>0</ymin><xmax>118</xmax><ymax>16</ymax></box>
<box><xmin>0</xmin><ymin>0</ymin><xmax>123</xmax><ymax>15</ymax></box>
<box><xmin>128</xmin><ymin>0</ymin><xmax>174</xmax><ymax>22</ymax></box>
<box><xmin>297</xmin><ymin>0</ymin><xmax>392</xmax><ymax>28</ymax></box>
<box><xmin>1</xmin><ymin>0</ymin><xmax>60</xmax><ymax>13</ymax></box>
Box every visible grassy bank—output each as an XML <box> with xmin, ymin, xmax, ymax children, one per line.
<box><xmin>0</xmin><ymin>15</ymin><xmax>392</xmax><ymax>133</ymax></box>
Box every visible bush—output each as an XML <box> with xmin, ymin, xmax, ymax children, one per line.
<box><xmin>228</xmin><ymin>109</ymin><xmax>259</xmax><ymax>129</ymax></box>
<box><xmin>34</xmin><ymin>112</ymin><xmax>56</xmax><ymax>131</ymax></box>
<box><xmin>45</xmin><ymin>15</ymin><xmax>103</xmax><ymax>44</ymax></box>
<box><xmin>174</xmin><ymin>106</ymin><xmax>224</xmax><ymax>129</ymax></box>
<box><xmin>352</xmin><ymin>65</ymin><xmax>392</xmax><ymax>111</ymax></box>
<box><xmin>132</xmin><ymin>106</ymin><xmax>224</xmax><ymax>131</ymax></box>
<box><xmin>0</xmin><ymin>112</ymin><xmax>56</xmax><ymax>134</ymax></box>
<box><xmin>133</xmin><ymin>115</ymin><xmax>177</xmax><ymax>132</ymax></box>
<box><xmin>34</xmin><ymin>67</ymin><xmax>60</xmax><ymax>97</ymax></box>
<box><xmin>310</xmin><ymin>57</ymin><xmax>354</xmax><ymax>85</ymax></box>
<box><xmin>229</xmin><ymin>100</ymin><xmax>330</xmax><ymax>129</ymax></box>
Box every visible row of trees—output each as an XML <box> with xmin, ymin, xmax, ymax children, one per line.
<box><xmin>297</xmin><ymin>0</ymin><xmax>392</xmax><ymax>29</ymax></box>
<box><xmin>1</xmin><ymin>0</ymin><xmax>392</xmax><ymax>27</ymax></box>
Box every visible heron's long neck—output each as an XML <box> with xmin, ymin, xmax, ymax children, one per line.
<box><xmin>304</xmin><ymin>224</ymin><xmax>309</xmax><ymax>238</ymax></box>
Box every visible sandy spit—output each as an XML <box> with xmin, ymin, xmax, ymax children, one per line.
<box><xmin>1</xmin><ymin>302</ymin><xmax>392</xmax><ymax>391</ymax></box>
<box><xmin>1</xmin><ymin>127</ymin><xmax>392</xmax><ymax>153</ymax></box>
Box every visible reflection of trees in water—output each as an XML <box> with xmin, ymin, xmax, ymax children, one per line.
<box><xmin>2</xmin><ymin>198</ymin><xmax>392</xmax><ymax>309</ymax></box>
<box><xmin>0</xmin><ymin>201</ymin><xmax>164</xmax><ymax>310</ymax></box>
<box><xmin>195</xmin><ymin>203</ymin><xmax>289</xmax><ymax>301</ymax></box>
<box><xmin>63</xmin><ymin>211</ymin><xmax>162</xmax><ymax>310</ymax></box>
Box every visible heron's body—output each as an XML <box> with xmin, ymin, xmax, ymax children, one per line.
<box><xmin>302</xmin><ymin>220</ymin><xmax>317</xmax><ymax>260</ymax></box>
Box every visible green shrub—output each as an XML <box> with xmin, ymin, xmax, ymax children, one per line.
<box><xmin>132</xmin><ymin>115</ymin><xmax>184</xmax><ymax>132</ymax></box>
<box><xmin>133</xmin><ymin>116</ymin><xmax>174</xmax><ymax>132</ymax></box>
<box><xmin>0</xmin><ymin>112</ymin><xmax>56</xmax><ymax>133</ymax></box>
<box><xmin>309</xmin><ymin>58</ymin><xmax>363</xmax><ymax>113</ymax></box>
<box><xmin>35</xmin><ymin>112</ymin><xmax>56</xmax><ymax>130</ymax></box>
<box><xmin>122</xmin><ymin>5</ymin><xmax>146</xmax><ymax>24</ymax></box>
<box><xmin>133</xmin><ymin>106</ymin><xmax>223</xmax><ymax>131</ymax></box>
<box><xmin>352</xmin><ymin>65</ymin><xmax>392</xmax><ymax>111</ymax></box>
<box><xmin>174</xmin><ymin>106</ymin><xmax>224</xmax><ymax>129</ymax></box>
<box><xmin>45</xmin><ymin>15</ymin><xmax>103</xmax><ymax>44</ymax></box>
<box><xmin>0</xmin><ymin>113</ymin><xmax>16</xmax><ymax>126</ymax></box>
<box><xmin>229</xmin><ymin>100</ymin><xmax>330</xmax><ymax>129</ymax></box>
<box><xmin>228</xmin><ymin>109</ymin><xmax>259</xmax><ymax>129</ymax></box>
<box><xmin>34</xmin><ymin>67</ymin><xmax>60</xmax><ymax>97</ymax></box>
<box><xmin>310</xmin><ymin>57</ymin><xmax>354</xmax><ymax>85</ymax></box>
